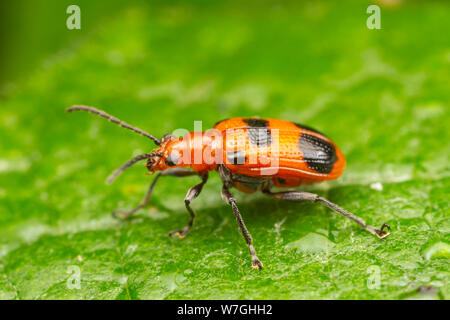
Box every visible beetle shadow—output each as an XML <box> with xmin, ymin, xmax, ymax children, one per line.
<box><xmin>113</xmin><ymin>191</ymin><xmax>326</xmax><ymax>240</ymax></box>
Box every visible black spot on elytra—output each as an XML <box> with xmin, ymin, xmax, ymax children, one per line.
<box><xmin>227</xmin><ymin>150</ymin><xmax>246</xmax><ymax>165</ymax></box>
<box><xmin>277</xmin><ymin>177</ymin><xmax>287</xmax><ymax>185</ymax></box>
<box><xmin>165</xmin><ymin>152</ymin><xmax>179</xmax><ymax>167</ymax></box>
<box><xmin>298</xmin><ymin>133</ymin><xmax>337</xmax><ymax>174</ymax></box>
<box><xmin>243</xmin><ymin>118</ymin><xmax>269</xmax><ymax>127</ymax></box>
<box><xmin>243</xmin><ymin>118</ymin><xmax>273</xmax><ymax>147</ymax></box>
<box><xmin>293</xmin><ymin>123</ymin><xmax>324</xmax><ymax>136</ymax></box>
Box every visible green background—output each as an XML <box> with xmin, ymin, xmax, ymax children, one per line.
<box><xmin>0</xmin><ymin>0</ymin><xmax>448</xmax><ymax>299</ymax></box>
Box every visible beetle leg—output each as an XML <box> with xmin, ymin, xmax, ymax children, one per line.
<box><xmin>112</xmin><ymin>168</ymin><xmax>200</xmax><ymax>219</ymax></box>
<box><xmin>169</xmin><ymin>173</ymin><xmax>208</xmax><ymax>239</ymax></box>
<box><xmin>221</xmin><ymin>185</ymin><xmax>263</xmax><ymax>270</ymax></box>
<box><xmin>263</xmin><ymin>189</ymin><xmax>390</xmax><ymax>239</ymax></box>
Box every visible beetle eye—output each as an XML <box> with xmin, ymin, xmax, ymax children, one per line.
<box><xmin>165</xmin><ymin>151</ymin><xmax>179</xmax><ymax>167</ymax></box>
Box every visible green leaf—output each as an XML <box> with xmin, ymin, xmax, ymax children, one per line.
<box><xmin>0</xmin><ymin>0</ymin><xmax>448</xmax><ymax>299</ymax></box>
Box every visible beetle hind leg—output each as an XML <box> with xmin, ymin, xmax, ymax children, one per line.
<box><xmin>316</xmin><ymin>196</ymin><xmax>390</xmax><ymax>238</ymax></box>
<box><xmin>263</xmin><ymin>189</ymin><xmax>390</xmax><ymax>239</ymax></box>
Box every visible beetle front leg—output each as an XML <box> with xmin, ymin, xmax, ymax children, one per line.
<box><xmin>169</xmin><ymin>173</ymin><xmax>208</xmax><ymax>239</ymax></box>
<box><xmin>222</xmin><ymin>185</ymin><xmax>263</xmax><ymax>269</ymax></box>
<box><xmin>263</xmin><ymin>189</ymin><xmax>390</xmax><ymax>239</ymax></box>
<box><xmin>112</xmin><ymin>168</ymin><xmax>200</xmax><ymax>219</ymax></box>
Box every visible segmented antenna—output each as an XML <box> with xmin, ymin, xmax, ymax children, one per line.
<box><xmin>67</xmin><ymin>105</ymin><xmax>161</xmax><ymax>145</ymax></box>
<box><xmin>106</xmin><ymin>152</ymin><xmax>164</xmax><ymax>185</ymax></box>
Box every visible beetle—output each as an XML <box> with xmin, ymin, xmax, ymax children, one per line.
<box><xmin>67</xmin><ymin>105</ymin><xmax>390</xmax><ymax>269</ymax></box>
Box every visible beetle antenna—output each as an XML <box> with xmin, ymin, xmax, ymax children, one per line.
<box><xmin>67</xmin><ymin>105</ymin><xmax>161</xmax><ymax>145</ymax></box>
<box><xmin>106</xmin><ymin>152</ymin><xmax>164</xmax><ymax>185</ymax></box>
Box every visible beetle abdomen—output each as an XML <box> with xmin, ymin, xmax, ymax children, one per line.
<box><xmin>214</xmin><ymin>117</ymin><xmax>345</xmax><ymax>181</ymax></box>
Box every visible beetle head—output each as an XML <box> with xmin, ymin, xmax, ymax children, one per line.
<box><xmin>145</xmin><ymin>134</ymin><xmax>182</xmax><ymax>173</ymax></box>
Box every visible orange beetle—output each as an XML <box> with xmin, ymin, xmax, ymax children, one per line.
<box><xmin>67</xmin><ymin>106</ymin><xmax>390</xmax><ymax>269</ymax></box>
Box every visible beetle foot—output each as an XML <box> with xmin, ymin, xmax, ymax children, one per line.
<box><xmin>252</xmin><ymin>258</ymin><xmax>264</xmax><ymax>270</ymax></box>
<box><xmin>169</xmin><ymin>227</ymin><xmax>190</xmax><ymax>239</ymax></box>
<box><xmin>377</xmin><ymin>223</ymin><xmax>391</xmax><ymax>238</ymax></box>
<box><xmin>367</xmin><ymin>223</ymin><xmax>390</xmax><ymax>239</ymax></box>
